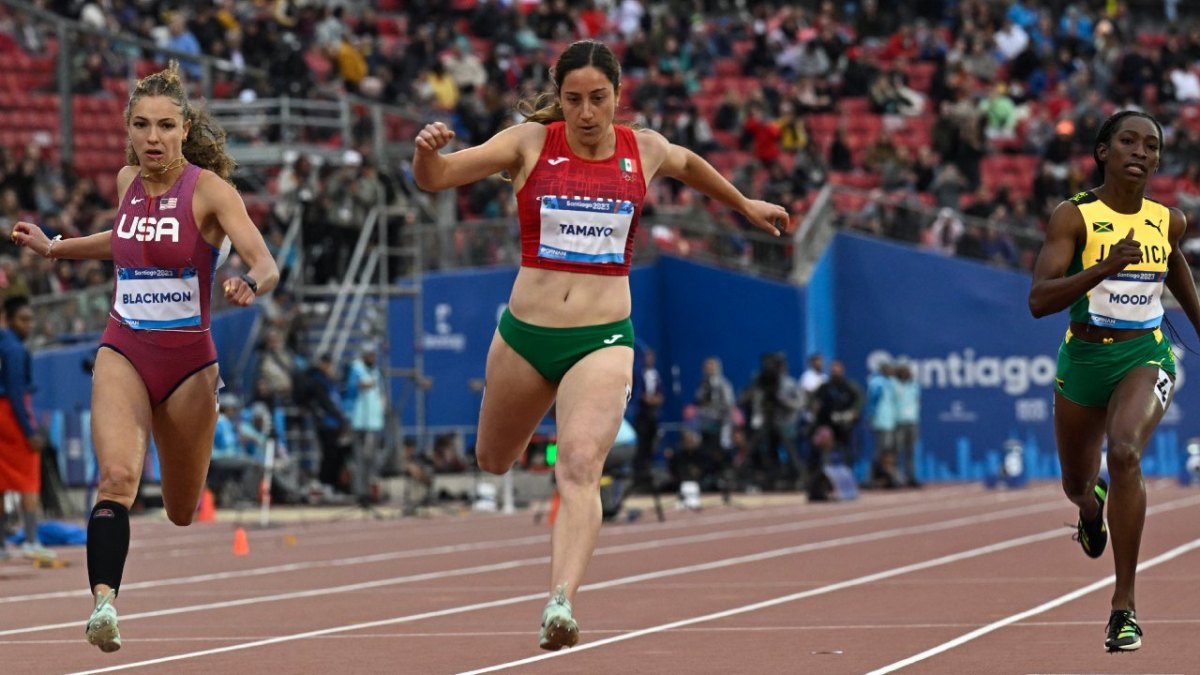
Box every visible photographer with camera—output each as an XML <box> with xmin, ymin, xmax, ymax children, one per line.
<box><xmin>739</xmin><ymin>352</ymin><xmax>804</xmax><ymax>490</ymax></box>
<box><xmin>809</xmin><ymin>359</ymin><xmax>864</xmax><ymax>476</ymax></box>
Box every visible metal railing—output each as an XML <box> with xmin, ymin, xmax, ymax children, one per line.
<box><xmin>208</xmin><ymin>97</ymin><xmax>354</xmax><ymax>166</ymax></box>
<box><xmin>0</xmin><ymin>0</ymin><xmax>267</xmax><ymax>166</ymax></box>
<box><xmin>330</xmin><ymin>248</ymin><xmax>381</xmax><ymax>365</ymax></box>
<box><xmin>314</xmin><ymin>205</ymin><xmax>381</xmax><ymax>358</ymax></box>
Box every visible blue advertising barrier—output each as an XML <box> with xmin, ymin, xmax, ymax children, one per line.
<box><xmin>385</xmin><ymin>258</ymin><xmax>807</xmax><ymax>435</ymax></box>
<box><xmin>827</xmin><ymin>233</ymin><xmax>1200</xmax><ymax>481</ymax></box>
<box><xmin>37</xmin><ymin>236</ymin><xmax>1200</xmax><ymax>486</ymax></box>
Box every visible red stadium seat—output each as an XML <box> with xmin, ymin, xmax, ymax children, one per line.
<box><xmin>838</xmin><ymin>97</ymin><xmax>870</xmax><ymax>116</ymax></box>
<box><xmin>377</xmin><ymin>17</ymin><xmax>402</xmax><ymax>37</ymax></box>
<box><xmin>713</xmin><ymin>58</ymin><xmax>740</xmax><ymax>77</ymax></box>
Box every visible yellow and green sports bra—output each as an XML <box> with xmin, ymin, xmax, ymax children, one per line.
<box><xmin>1066</xmin><ymin>190</ymin><xmax>1171</xmax><ymax>329</ymax></box>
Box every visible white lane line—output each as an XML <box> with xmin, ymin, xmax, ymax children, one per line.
<box><xmin>455</xmin><ymin>494</ymin><xmax>1200</xmax><ymax>674</ymax></box>
<box><xmin>864</xmin><ymin>537</ymin><xmax>1200</xmax><ymax>674</ymax></box>
<box><xmin>0</xmin><ymin>485</ymin><xmax>1036</xmax><ymax>606</ymax></box>
<box><xmin>15</xmin><ymin>617</ymin><xmax>1200</xmax><ymax>648</ymax></box>
<box><xmin>5</xmin><ymin>492</ymin><xmax>1054</xmax><ymax>636</ymax></box>
<box><xmin>55</xmin><ymin>493</ymin><xmax>1100</xmax><ymax>674</ymax></box>
<box><xmin>108</xmin><ymin>484</ymin><xmax>992</xmax><ymax>562</ymax></box>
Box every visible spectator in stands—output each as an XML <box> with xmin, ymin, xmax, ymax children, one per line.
<box><xmin>162</xmin><ymin>13</ymin><xmax>202</xmax><ymax>80</ymax></box>
<box><xmin>398</xmin><ymin>436</ymin><xmax>434</xmax><ymax>509</ymax></box>
<box><xmin>695</xmin><ymin>355</ymin><xmax>736</xmax><ymax>463</ymax></box>
<box><xmin>1169</xmin><ymin>62</ymin><xmax>1200</xmax><ymax>102</ymax></box>
<box><xmin>828</xmin><ymin>126</ymin><xmax>853</xmax><ymax>172</ymax></box>
<box><xmin>893</xmin><ymin>359</ymin><xmax>921</xmax><ymax>487</ymax></box>
<box><xmin>712</xmin><ymin>89</ymin><xmax>743</xmax><ymax>132</ymax></box>
<box><xmin>994</xmin><ymin>16</ymin><xmax>1030</xmax><ymax>62</ymax></box>
<box><xmin>632</xmin><ymin>346</ymin><xmax>663</xmax><ymax>483</ymax></box>
<box><xmin>739</xmin><ymin>351</ymin><xmax>803</xmax><ymax>489</ymax></box>
<box><xmin>926</xmin><ymin>206</ymin><xmax>964</xmax><ymax>257</ymax></box>
<box><xmin>345</xmin><ymin>342</ymin><xmax>385</xmax><ymax>501</ymax></box>
<box><xmin>256</xmin><ymin>329</ymin><xmax>295</xmax><ymax>406</ymax></box>
<box><xmin>430</xmin><ymin>433</ymin><xmax>467</xmax><ymax>474</ymax></box>
<box><xmin>297</xmin><ymin>354</ymin><xmax>350</xmax><ymax>494</ymax></box>
<box><xmin>983</xmin><ymin>208</ymin><xmax>1019</xmax><ymax>267</ymax></box>
<box><xmin>980</xmin><ymin>82</ymin><xmax>1017</xmax><ymax>140</ymax></box>
<box><xmin>865</xmin><ymin>359</ymin><xmax>897</xmax><ymax>482</ymax></box>
<box><xmin>799</xmin><ymin>353</ymin><xmax>827</xmax><ymax>397</ymax></box>
<box><xmin>775</xmin><ymin>102</ymin><xmax>808</xmax><ymax>154</ymax></box>
<box><xmin>666</xmin><ymin>427</ymin><xmax>710</xmax><ymax>489</ymax></box>
<box><xmin>741</xmin><ymin>102</ymin><xmax>782</xmax><ymax>168</ymax></box>
<box><xmin>208</xmin><ymin>394</ymin><xmax>263</xmax><ymax>506</ymax></box>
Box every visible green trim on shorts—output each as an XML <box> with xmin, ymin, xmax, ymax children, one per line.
<box><xmin>1056</xmin><ymin>328</ymin><xmax>1175</xmax><ymax>408</ymax></box>
<box><xmin>497</xmin><ymin>308</ymin><xmax>634</xmax><ymax>383</ymax></box>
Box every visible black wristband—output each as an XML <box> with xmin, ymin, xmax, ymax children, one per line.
<box><xmin>240</xmin><ymin>273</ymin><xmax>258</xmax><ymax>294</ymax></box>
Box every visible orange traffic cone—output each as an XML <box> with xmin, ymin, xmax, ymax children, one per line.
<box><xmin>232</xmin><ymin>526</ymin><xmax>250</xmax><ymax>556</ymax></box>
<box><xmin>197</xmin><ymin>488</ymin><xmax>217</xmax><ymax>523</ymax></box>
<box><xmin>547</xmin><ymin>491</ymin><xmax>561</xmax><ymax>526</ymax></box>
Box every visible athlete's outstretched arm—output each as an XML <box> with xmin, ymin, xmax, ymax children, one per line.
<box><xmin>198</xmin><ymin>172</ymin><xmax>279</xmax><ymax>306</ymax></box>
<box><xmin>638</xmin><ymin>129</ymin><xmax>791</xmax><ymax>236</ymax></box>
<box><xmin>412</xmin><ymin>122</ymin><xmax>531</xmax><ymax>192</ymax></box>
<box><xmin>9</xmin><ymin>165</ymin><xmax>146</xmax><ymax>260</ymax></box>
<box><xmin>1028</xmin><ymin>200</ymin><xmax>1142</xmax><ymax>317</ymax></box>
<box><xmin>11</xmin><ymin>225</ymin><xmax>112</xmax><ymax>260</ymax></box>
<box><xmin>1163</xmin><ymin>207</ymin><xmax>1200</xmax><ymax>336</ymax></box>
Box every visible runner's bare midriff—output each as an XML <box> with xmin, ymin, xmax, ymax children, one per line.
<box><xmin>1069</xmin><ymin>321</ymin><xmax>1156</xmax><ymax>344</ymax></box>
<box><xmin>508</xmin><ymin>266</ymin><xmax>631</xmax><ymax>327</ymax></box>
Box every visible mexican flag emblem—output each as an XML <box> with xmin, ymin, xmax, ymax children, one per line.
<box><xmin>619</xmin><ymin>157</ymin><xmax>637</xmax><ymax>173</ymax></box>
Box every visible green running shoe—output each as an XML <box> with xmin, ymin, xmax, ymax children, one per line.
<box><xmin>1105</xmin><ymin>609</ymin><xmax>1141</xmax><ymax>652</ymax></box>
<box><xmin>538</xmin><ymin>587</ymin><xmax>579</xmax><ymax>651</ymax></box>
<box><xmin>1074</xmin><ymin>478</ymin><xmax>1108</xmax><ymax>559</ymax></box>
<box><xmin>85</xmin><ymin>591</ymin><xmax>121</xmax><ymax>653</ymax></box>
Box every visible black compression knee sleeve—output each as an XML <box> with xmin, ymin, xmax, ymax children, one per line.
<box><xmin>87</xmin><ymin>501</ymin><xmax>131</xmax><ymax>595</ymax></box>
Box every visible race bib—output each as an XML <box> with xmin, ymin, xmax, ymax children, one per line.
<box><xmin>537</xmin><ymin>196</ymin><xmax>633</xmax><ymax>264</ymax></box>
<box><xmin>1088</xmin><ymin>271</ymin><xmax>1165</xmax><ymax>329</ymax></box>
<box><xmin>113</xmin><ymin>267</ymin><xmax>202</xmax><ymax>329</ymax></box>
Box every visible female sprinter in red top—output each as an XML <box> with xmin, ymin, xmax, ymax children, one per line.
<box><xmin>412</xmin><ymin>40</ymin><xmax>791</xmax><ymax>651</ymax></box>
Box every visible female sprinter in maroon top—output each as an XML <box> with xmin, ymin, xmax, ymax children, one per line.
<box><xmin>14</xmin><ymin>62</ymin><xmax>278</xmax><ymax>653</ymax></box>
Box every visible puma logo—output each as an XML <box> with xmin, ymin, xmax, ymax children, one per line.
<box><xmin>1145</xmin><ymin>219</ymin><xmax>1163</xmax><ymax>237</ymax></box>
<box><xmin>548</xmin><ymin>157</ymin><xmax>569</xmax><ymax>166</ymax></box>
<box><xmin>603</xmin><ymin>334</ymin><xmax>623</xmax><ymax>345</ymax></box>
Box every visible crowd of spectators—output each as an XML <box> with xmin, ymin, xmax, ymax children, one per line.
<box><xmin>9</xmin><ymin>1</ymin><xmax>1200</xmax><ymax>498</ymax></box>
<box><xmin>6</xmin><ymin>1</ymin><xmax>1200</xmax><ymax>300</ymax></box>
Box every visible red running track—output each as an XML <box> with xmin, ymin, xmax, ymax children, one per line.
<box><xmin>2</xmin><ymin>480</ymin><xmax>1199</xmax><ymax>674</ymax></box>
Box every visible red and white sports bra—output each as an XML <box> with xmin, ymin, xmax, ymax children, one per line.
<box><xmin>515</xmin><ymin>121</ymin><xmax>647</xmax><ymax>276</ymax></box>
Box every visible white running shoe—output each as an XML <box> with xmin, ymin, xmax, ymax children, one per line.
<box><xmin>21</xmin><ymin>542</ymin><xmax>57</xmax><ymax>561</ymax></box>
<box><xmin>85</xmin><ymin>591</ymin><xmax>121</xmax><ymax>653</ymax></box>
